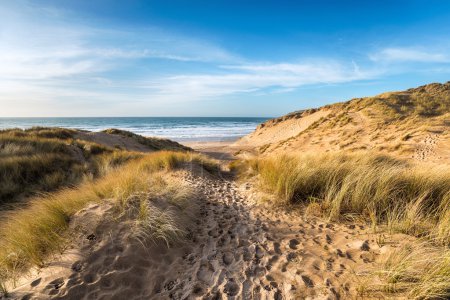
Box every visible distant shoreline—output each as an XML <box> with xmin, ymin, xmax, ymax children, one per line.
<box><xmin>0</xmin><ymin>117</ymin><xmax>269</xmax><ymax>143</ymax></box>
<box><xmin>183</xmin><ymin>140</ymin><xmax>238</xmax><ymax>160</ymax></box>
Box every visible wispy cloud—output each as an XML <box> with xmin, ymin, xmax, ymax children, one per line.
<box><xmin>370</xmin><ymin>47</ymin><xmax>450</xmax><ymax>63</ymax></box>
<box><xmin>143</xmin><ymin>61</ymin><xmax>376</xmax><ymax>101</ymax></box>
<box><xmin>0</xmin><ymin>0</ymin><xmax>244</xmax><ymax>115</ymax></box>
<box><xmin>0</xmin><ymin>1</ymin><xmax>237</xmax><ymax>81</ymax></box>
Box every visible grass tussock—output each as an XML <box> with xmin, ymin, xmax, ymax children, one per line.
<box><xmin>234</xmin><ymin>152</ymin><xmax>450</xmax><ymax>244</ymax></box>
<box><xmin>131</xmin><ymin>174</ymin><xmax>196</xmax><ymax>247</ymax></box>
<box><xmin>234</xmin><ymin>151</ymin><xmax>450</xmax><ymax>298</ymax></box>
<box><xmin>375</xmin><ymin>241</ymin><xmax>450</xmax><ymax>299</ymax></box>
<box><xmin>0</xmin><ymin>151</ymin><xmax>217</xmax><ymax>290</ymax></box>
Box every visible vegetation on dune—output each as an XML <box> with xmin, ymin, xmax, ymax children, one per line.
<box><xmin>0</xmin><ymin>127</ymin><xmax>216</xmax><ymax>293</ymax></box>
<box><xmin>0</xmin><ymin>127</ymin><xmax>175</xmax><ymax>206</ymax></box>
<box><xmin>252</xmin><ymin>82</ymin><xmax>450</xmax><ymax>158</ymax></box>
<box><xmin>102</xmin><ymin>128</ymin><xmax>191</xmax><ymax>151</ymax></box>
<box><xmin>0</xmin><ymin>150</ymin><xmax>218</xmax><ymax>291</ymax></box>
<box><xmin>269</xmin><ymin>82</ymin><xmax>450</xmax><ymax>132</ymax></box>
<box><xmin>310</xmin><ymin>88</ymin><xmax>449</xmax><ymax>137</ymax></box>
<box><xmin>232</xmin><ymin>151</ymin><xmax>450</xmax><ymax>298</ymax></box>
<box><xmin>233</xmin><ymin>152</ymin><xmax>450</xmax><ymax>243</ymax></box>
<box><xmin>2</xmin><ymin>127</ymin><xmax>78</xmax><ymax>140</ymax></box>
<box><xmin>376</xmin><ymin>241</ymin><xmax>450</xmax><ymax>299</ymax></box>
<box><xmin>132</xmin><ymin>173</ymin><xmax>196</xmax><ymax>247</ymax></box>
<box><xmin>337</xmin><ymin>81</ymin><xmax>450</xmax><ymax>121</ymax></box>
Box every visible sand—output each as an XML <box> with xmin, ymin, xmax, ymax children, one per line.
<box><xmin>182</xmin><ymin>141</ymin><xmax>239</xmax><ymax>161</ymax></box>
<box><xmin>233</xmin><ymin>86</ymin><xmax>450</xmax><ymax>164</ymax></box>
<box><xmin>9</xmin><ymin>162</ymin><xmax>397</xmax><ymax>299</ymax></box>
<box><xmin>235</xmin><ymin>109</ymin><xmax>331</xmax><ymax>150</ymax></box>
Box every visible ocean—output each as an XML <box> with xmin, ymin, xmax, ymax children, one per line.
<box><xmin>0</xmin><ymin>117</ymin><xmax>270</xmax><ymax>142</ymax></box>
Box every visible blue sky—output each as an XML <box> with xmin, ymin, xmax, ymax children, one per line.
<box><xmin>1</xmin><ymin>0</ymin><xmax>450</xmax><ymax>117</ymax></box>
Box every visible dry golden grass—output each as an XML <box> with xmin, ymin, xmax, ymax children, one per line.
<box><xmin>0</xmin><ymin>151</ymin><xmax>217</xmax><ymax>291</ymax></box>
<box><xmin>374</xmin><ymin>241</ymin><xmax>450</xmax><ymax>299</ymax></box>
<box><xmin>132</xmin><ymin>173</ymin><xmax>197</xmax><ymax>247</ymax></box>
<box><xmin>235</xmin><ymin>152</ymin><xmax>450</xmax><ymax>243</ymax></box>
<box><xmin>1</xmin><ymin>127</ymin><xmax>77</xmax><ymax>140</ymax></box>
<box><xmin>233</xmin><ymin>151</ymin><xmax>450</xmax><ymax>298</ymax></box>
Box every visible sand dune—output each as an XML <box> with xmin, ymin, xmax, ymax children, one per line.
<box><xmin>75</xmin><ymin>129</ymin><xmax>191</xmax><ymax>153</ymax></box>
<box><xmin>234</xmin><ymin>82</ymin><xmax>450</xmax><ymax>163</ymax></box>
<box><xmin>235</xmin><ymin>109</ymin><xmax>331</xmax><ymax>149</ymax></box>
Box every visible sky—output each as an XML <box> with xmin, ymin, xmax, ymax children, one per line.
<box><xmin>1</xmin><ymin>0</ymin><xmax>450</xmax><ymax>117</ymax></box>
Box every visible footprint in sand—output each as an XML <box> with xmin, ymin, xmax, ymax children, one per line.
<box><xmin>11</xmin><ymin>174</ymin><xmax>384</xmax><ymax>300</ymax></box>
<box><xmin>289</xmin><ymin>238</ymin><xmax>300</xmax><ymax>249</ymax></box>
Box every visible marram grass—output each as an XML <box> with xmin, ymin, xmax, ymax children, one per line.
<box><xmin>0</xmin><ymin>150</ymin><xmax>217</xmax><ymax>291</ymax></box>
<box><xmin>233</xmin><ymin>151</ymin><xmax>450</xmax><ymax>298</ymax></box>
<box><xmin>234</xmin><ymin>151</ymin><xmax>450</xmax><ymax>244</ymax></box>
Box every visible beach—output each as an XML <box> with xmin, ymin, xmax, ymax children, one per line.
<box><xmin>183</xmin><ymin>140</ymin><xmax>238</xmax><ymax>161</ymax></box>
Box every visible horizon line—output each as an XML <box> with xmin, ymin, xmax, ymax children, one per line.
<box><xmin>0</xmin><ymin>116</ymin><xmax>275</xmax><ymax>119</ymax></box>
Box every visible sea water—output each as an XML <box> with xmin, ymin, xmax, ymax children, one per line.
<box><xmin>0</xmin><ymin>117</ymin><xmax>270</xmax><ymax>142</ymax></box>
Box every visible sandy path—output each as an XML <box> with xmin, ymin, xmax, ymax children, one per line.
<box><xmin>158</xmin><ymin>175</ymin><xmax>379</xmax><ymax>299</ymax></box>
<box><xmin>182</xmin><ymin>141</ymin><xmax>237</xmax><ymax>161</ymax></box>
<box><xmin>10</xmin><ymin>165</ymin><xmax>381</xmax><ymax>299</ymax></box>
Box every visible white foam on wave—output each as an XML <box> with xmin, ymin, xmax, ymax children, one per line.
<box><xmin>0</xmin><ymin>118</ymin><xmax>268</xmax><ymax>142</ymax></box>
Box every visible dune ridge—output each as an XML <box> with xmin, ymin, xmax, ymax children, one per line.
<box><xmin>235</xmin><ymin>81</ymin><xmax>450</xmax><ymax>163</ymax></box>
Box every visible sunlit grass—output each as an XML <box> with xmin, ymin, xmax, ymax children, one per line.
<box><xmin>233</xmin><ymin>151</ymin><xmax>449</xmax><ymax>298</ymax></box>
<box><xmin>0</xmin><ymin>150</ymin><xmax>217</xmax><ymax>291</ymax></box>
<box><xmin>376</xmin><ymin>240</ymin><xmax>450</xmax><ymax>299</ymax></box>
<box><xmin>0</xmin><ymin>128</ymin><xmax>138</xmax><ymax>206</ymax></box>
<box><xmin>234</xmin><ymin>152</ymin><xmax>450</xmax><ymax>244</ymax></box>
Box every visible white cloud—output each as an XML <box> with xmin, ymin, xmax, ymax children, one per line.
<box><xmin>370</xmin><ymin>47</ymin><xmax>450</xmax><ymax>63</ymax></box>
<box><xmin>0</xmin><ymin>0</ymin><xmax>244</xmax><ymax>116</ymax></box>
<box><xmin>0</xmin><ymin>1</ymin><xmax>238</xmax><ymax>82</ymax></box>
<box><xmin>142</xmin><ymin>61</ymin><xmax>375</xmax><ymax>101</ymax></box>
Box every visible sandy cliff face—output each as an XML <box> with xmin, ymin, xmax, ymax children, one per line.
<box><xmin>235</xmin><ymin>82</ymin><xmax>450</xmax><ymax>163</ymax></box>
